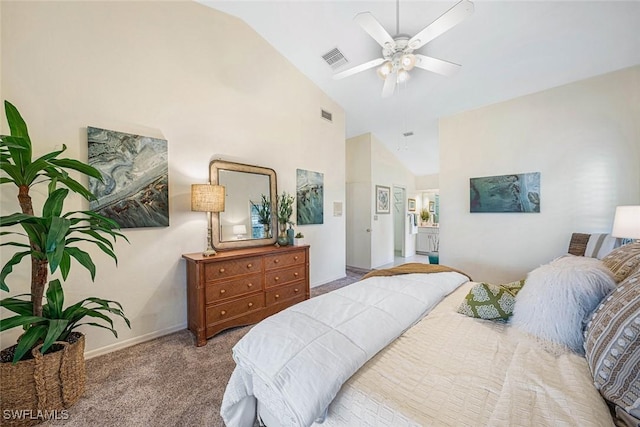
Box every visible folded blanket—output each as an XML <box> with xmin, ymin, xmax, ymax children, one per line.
<box><xmin>362</xmin><ymin>262</ymin><xmax>472</xmax><ymax>281</ymax></box>
<box><xmin>221</xmin><ymin>269</ymin><xmax>470</xmax><ymax>427</ymax></box>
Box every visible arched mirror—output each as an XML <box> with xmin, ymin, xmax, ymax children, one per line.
<box><xmin>210</xmin><ymin>160</ymin><xmax>277</xmax><ymax>250</ymax></box>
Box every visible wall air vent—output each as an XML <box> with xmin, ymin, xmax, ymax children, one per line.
<box><xmin>321</xmin><ymin>109</ymin><xmax>333</xmax><ymax>122</ymax></box>
<box><xmin>321</xmin><ymin>48</ymin><xmax>348</xmax><ymax>69</ymax></box>
<box><xmin>403</xmin><ymin>131</ymin><xmax>414</xmax><ymax>137</ymax></box>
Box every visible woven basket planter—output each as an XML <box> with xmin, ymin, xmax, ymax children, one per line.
<box><xmin>0</xmin><ymin>334</ymin><xmax>86</xmax><ymax>426</ymax></box>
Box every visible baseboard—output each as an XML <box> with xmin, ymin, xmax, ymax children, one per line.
<box><xmin>311</xmin><ymin>273</ymin><xmax>346</xmax><ymax>288</ymax></box>
<box><xmin>84</xmin><ymin>323</ymin><xmax>187</xmax><ymax>360</ymax></box>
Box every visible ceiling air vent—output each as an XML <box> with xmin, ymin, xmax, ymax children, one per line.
<box><xmin>321</xmin><ymin>48</ymin><xmax>348</xmax><ymax>70</ymax></box>
<box><xmin>321</xmin><ymin>109</ymin><xmax>333</xmax><ymax>122</ymax></box>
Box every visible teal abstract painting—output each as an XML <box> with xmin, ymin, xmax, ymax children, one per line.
<box><xmin>88</xmin><ymin>126</ymin><xmax>169</xmax><ymax>228</ymax></box>
<box><xmin>296</xmin><ymin>169</ymin><xmax>323</xmax><ymax>225</ymax></box>
<box><xmin>470</xmin><ymin>172</ymin><xmax>540</xmax><ymax>213</ymax></box>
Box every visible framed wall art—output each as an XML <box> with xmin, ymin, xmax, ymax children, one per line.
<box><xmin>408</xmin><ymin>198</ymin><xmax>416</xmax><ymax>212</ymax></box>
<box><xmin>470</xmin><ymin>172</ymin><xmax>540</xmax><ymax>213</ymax></box>
<box><xmin>296</xmin><ymin>168</ymin><xmax>324</xmax><ymax>225</ymax></box>
<box><xmin>375</xmin><ymin>185</ymin><xmax>391</xmax><ymax>214</ymax></box>
<box><xmin>88</xmin><ymin>126</ymin><xmax>169</xmax><ymax>228</ymax></box>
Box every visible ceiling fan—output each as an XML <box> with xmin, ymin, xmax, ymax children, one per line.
<box><xmin>333</xmin><ymin>0</ymin><xmax>474</xmax><ymax>98</ymax></box>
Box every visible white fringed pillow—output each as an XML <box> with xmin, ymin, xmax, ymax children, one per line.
<box><xmin>511</xmin><ymin>256</ymin><xmax>616</xmax><ymax>354</ymax></box>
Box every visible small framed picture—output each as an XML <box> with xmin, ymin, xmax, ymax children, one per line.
<box><xmin>375</xmin><ymin>185</ymin><xmax>391</xmax><ymax>214</ymax></box>
<box><xmin>408</xmin><ymin>198</ymin><xmax>416</xmax><ymax>212</ymax></box>
<box><xmin>429</xmin><ymin>201</ymin><xmax>435</xmax><ymax>212</ymax></box>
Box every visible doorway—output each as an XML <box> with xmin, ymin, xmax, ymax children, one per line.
<box><xmin>346</xmin><ymin>182</ymin><xmax>372</xmax><ymax>269</ymax></box>
<box><xmin>393</xmin><ymin>186</ymin><xmax>405</xmax><ymax>258</ymax></box>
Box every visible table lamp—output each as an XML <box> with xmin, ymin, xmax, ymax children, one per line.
<box><xmin>612</xmin><ymin>205</ymin><xmax>640</xmax><ymax>243</ymax></box>
<box><xmin>191</xmin><ymin>184</ymin><xmax>225</xmax><ymax>256</ymax></box>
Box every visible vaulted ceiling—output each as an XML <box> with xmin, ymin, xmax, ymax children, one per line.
<box><xmin>201</xmin><ymin>1</ymin><xmax>640</xmax><ymax>176</ymax></box>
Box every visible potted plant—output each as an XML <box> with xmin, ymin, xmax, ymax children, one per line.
<box><xmin>0</xmin><ymin>101</ymin><xmax>130</xmax><ymax>422</ymax></box>
<box><xmin>427</xmin><ymin>233</ymin><xmax>439</xmax><ymax>265</ymax></box>
<box><xmin>420</xmin><ymin>208</ymin><xmax>430</xmax><ymax>226</ymax></box>
<box><xmin>293</xmin><ymin>232</ymin><xmax>305</xmax><ymax>246</ymax></box>
<box><xmin>276</xmin><ymin>192</ymin><xmax>294</xmax><ymax>246</ymax></box>
<box><xmin>251</xmin><ymin>194</ymin><xmax>272</xmax><ymax>238</ymax></box>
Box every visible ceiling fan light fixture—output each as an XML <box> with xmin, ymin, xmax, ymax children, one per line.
<box><xmin>401</xmin><ymin>53</ymin><xmax>416</xmax><ymax>70</ymax></box>
<box><xmin>397</xmin><ymin>69</ymin><xmax>410</xmax><ymax>83</ymax></box>
<box><xmin>377</xmin><ymin>61</ymin><xmax>393</xmax><ymax>79</ymax></box>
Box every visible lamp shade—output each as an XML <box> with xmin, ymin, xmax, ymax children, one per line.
<box><xmin>191</xmin><ymin>184</ymin><xmax>225</xmax><ymax>213</ymax></box>
<box><xmin>401</xmin><ymin>53</ymin><xmax>416</xmax><ymax>71</ymax></box>
<box><xmin>376</xmin><ymin>61</ymin><xmax>393</xmax><ymax>79</ymax></box>
<box><xmin>232</xmin><ymin>224</ymin><xmax>247</xmax><ymax>235</ymax></box>
<box><xmin>612</xmin><ymin>205</ymin><xmax>640</xmax><ymax>239</ymax></box>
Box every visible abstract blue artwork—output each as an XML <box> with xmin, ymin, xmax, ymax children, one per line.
<box><xmin>470</xmin><ymin>172</ymin><xmax>540</xmax><ymax>213</ymax></box>
<box><xmin>296</xmin><ymin>169</ymin><xmax>323</xmax><ymax>225</ymax></box>
<box><xmin>88</xmin><ymin>126</ymin><xmax>169</xmax><ymax>228</ymax></box>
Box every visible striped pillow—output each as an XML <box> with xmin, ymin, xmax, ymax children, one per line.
<box><xmin>584</xmin><ymin>233</ymin><xmax>622</xmax><ymax>259</ymax></box>
<box><xmin>584</xmin><ymin>268</ymin><xmax>640</xmax><ymax>419</ymax></box>
<box><xmin>602</xmin><ymin>242</ymin><xmax>640</xmax><ymax>282</ymax></box>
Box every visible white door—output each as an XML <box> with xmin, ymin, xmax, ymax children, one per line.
<box><xmin>393</xmin><ymin>186</ymin><xmax>405</xmax><ymax>257</ymax></box>
<box><xmin>346</xmin><ymin>182</ymin><xmax>372</xmax><ymax>269</ymax></box>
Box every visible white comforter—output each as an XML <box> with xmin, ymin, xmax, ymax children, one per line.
<box><xmin>220</xmin><ymin>271</ymin><xmax>468</xmax><ymax>427</ymax></box>
<box><xmin>314</xmin><ymin>282</ymin><xmax>614</xmax><ymax>426</ymax></box>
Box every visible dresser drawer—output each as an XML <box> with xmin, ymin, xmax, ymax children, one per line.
<box><xmin>265</xmin><ymin>264</ymin><xmax>306</xmax><ymax>288</ymax></box>
<box><xmin>205</xmin><ymin>273</ymin><xmax>263</xmax><ymax>304</ymax></box>
<box><xmin>266</xmin><ymin>282</ymin><xmax>305</xmax><ymax>306</ymax></box>
<box><xmin>206</xmin><ymin>293</ymin><xmax>265</xmax><ymax>324</ymax></box>
<box><xmin>264</xmin><ymin>250</ymin><xmax>305</xmax><ymax>270</ymax></box>
<box><xmin>204</xmin><ymin>256</ymin><xmax>262</xmax><ymax>281</ymax></box>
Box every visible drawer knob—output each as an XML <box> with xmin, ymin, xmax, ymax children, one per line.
<box><xmin>294</xmin><ymin>288</ymin><xmax>299</xmax><ymax>293</ymax></box>
<box><xmin>275</xmin><ymin>276</ymin><xmax>279</xmax><ymax>281</ymax></box>
<box><xmin>220</xmin><ymin>310</ymin><xmax>226</xmax><ymax>316</ymax></box>
<box><xmin>274</xmin><ymin>259</ymin><xmax>280</xmax><ymax>264</ymax></box>
<box><xmin>219</xmin><ymin>268</ymin><xmax>225</xmax><ymax>273</ymax></box>
<box><xmin>294</xmin><ymin>272</ymin><xmax>299</xmax><ymax>277</ymax></box>
<box><xmin>247</xmin><ymin>283</ymin><xmax>253</xmax><ymax>288</ymax></box>
<box><xmin>275</xmin><ymin>294</ymin><xmax>280</xmax><ymax>299</ymax></box>
<box><xmin>294</xmin><ymin>256</ymin><xmax>299</xmax><ymax>260</ymax></box>
<box><xmin>247</xmin><ymin>263</ymin><xmax>253</xmax><ymax>268</ymax></box>
<box><xmin>248</xmin><ymin>302</ymin><xmax>253</xmax><ymax>308</ymax></box>
<box><xmin>220</xmin><ymin>289</ymin><xmax>226</xmax><ymax>294</ymax></box>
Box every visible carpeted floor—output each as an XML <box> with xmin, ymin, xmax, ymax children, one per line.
<box><xmin>43</xmin><ymin>267</ymin><xmax>370</xmax><ymax>427</ymax></box>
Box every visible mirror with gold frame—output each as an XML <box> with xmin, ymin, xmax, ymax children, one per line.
<box><xmin>209</xmin><ymin>160</ymin><xmax>277</xmax><ymax>250</ymax></box>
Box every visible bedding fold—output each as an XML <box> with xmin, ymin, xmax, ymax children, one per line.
<box><xmin>220</xmin><ymin>270</ymin><xmax>469</xmax><ymax>427</ymax></box>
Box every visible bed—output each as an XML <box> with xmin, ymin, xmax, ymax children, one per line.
<box><xmin>221</xmin><ymin>237</ymin><xmax>640</xmax><ymax>427</ymax></box>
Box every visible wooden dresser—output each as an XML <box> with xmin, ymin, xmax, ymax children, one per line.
<box><xmin>182</xmin><ymin>245</ymin><xmax>310</xmax><ymax>346</ymax></box>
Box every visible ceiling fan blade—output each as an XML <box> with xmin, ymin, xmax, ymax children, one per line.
<box><xmin>381</xmin><ymin>72</ymin><xmax>397</xmax><ymax>98</ymax></box>
<box><xmin>408</xmin><ymin>0</ymin><xmax>474</xmax><ymax>50</ymax></box>
<box><xmin>354</xmin><ymin>12</ymin><xmax>396</xmax><ymax>49</ymax></box>
<box><xmin>333</xmin><ymin>58</ymin><xmax>386</xmax><ymax>80</ymax></box>
<box><xmin>414</xmin><ymin>54</ymin><xmax>461</xmax><ymax>76</ymax></box>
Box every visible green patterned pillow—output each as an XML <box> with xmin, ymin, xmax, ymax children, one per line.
<box><xmin>457</xmin><ymin>280</ymin><xmax>525</xmax><ymax>320</ymax></box>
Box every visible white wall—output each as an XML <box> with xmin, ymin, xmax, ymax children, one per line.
<box><xmin>346</xmin><ymin>134</ymin><xmax>372</xmax><ymax>269</ymax></box>
<box><xmin>416</xmin><ymin>174</ymin><xmax>439</xmax><ymax>191</ymax></box>
<box><xmin>0</xmin><ymin>1</ymin><xmax>346</xmax><ymax>356</ymax></box>
<box><xmin>371</xmin><ymin>134</ymin><xmax>417</xmax><ymax>266</ymax></box>
<box><xmin>440</xmin><ymin>66</ymin><xmax>640</xmax><ymax>283</ymax></box>
<box><xmin>346</xmin><ymin>133</ymin><xmax>416</xmax><ymax>268</ymax></box>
